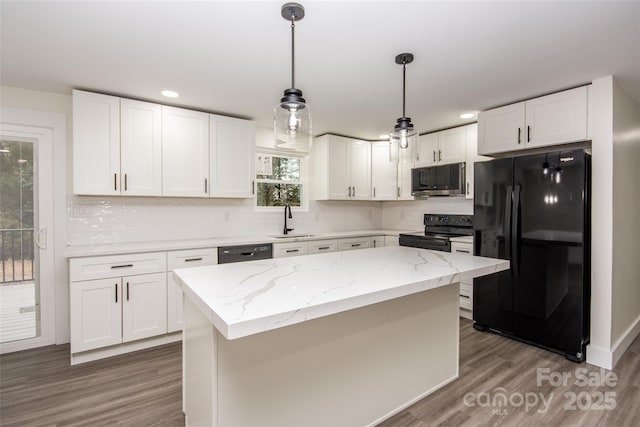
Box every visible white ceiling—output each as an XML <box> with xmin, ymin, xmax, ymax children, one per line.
<box><xmin>2</xmin><ymin>1</ymin><xmax>639</xmax><ymax>140</ymax></box>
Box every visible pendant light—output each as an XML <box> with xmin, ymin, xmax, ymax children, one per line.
<box><xmin>389</xmin><ymin>53</ymin><xmax>418</xmax><ymax>162</ymax></box>
<box><xmin>274</xmin><ymin>2</ymin><xmax>312</xmax><ymax>152</ymax></box>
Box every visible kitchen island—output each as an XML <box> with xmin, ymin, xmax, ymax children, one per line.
<box><xmin>173</xmin><ymin>246</ymin><xmax>509</xmax><ymax>427</ymax></box>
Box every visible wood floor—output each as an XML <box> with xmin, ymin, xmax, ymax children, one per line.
<box><xmin>1</xmin><ymin>319</ymin><xmax>639</xmax><ymax>426</ymax></box>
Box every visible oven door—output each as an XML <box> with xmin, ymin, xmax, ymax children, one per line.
<box><xmin>399</xmin><ymin>234</ymin><xmax>451</xmax><ymax>252</ymax></box>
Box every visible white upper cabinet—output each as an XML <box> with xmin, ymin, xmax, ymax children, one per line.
<box><xmin>478</xmin><ymin>86</ymin><xmax>588</xmax><ymax>155</ymax></box>
<box><xmin>120</xmin><ymin>99</ymin><xmax>162</xmax><ymax>196</ymax></box>
<box><xmin>313</xmin><ymin>135</ymin><xmax>371</xmax><ymax>200</ymax></box>
<box><xmin>464</xmin><ymin>123</ymin><xmax>490</xmax><ymax>200</ymax></box>
<box><xmin>524</xmin><ymin>86</ymin><xmax>588</xmax><ymax>148</ymax></box>
<box><xmin>209</xmin><ymin>115</ymin><xmax>255</xmax><ymax>198</ymax></box>
<box><xmin>73</xmin><ymin>90</ymin><xmax>121</xmax><ymax>195</ymax></box>
<box><xmin>416</xmin><ymin>127</ymin><xmax>466</xmax><ymax>167</ymax></box>
<box><xmin>417</xmin><ymin>133</ymin><xmax>438</xmax><ymax>166</ymax></box>
<box><xmin>371</xmin><ymin>141</ymin><xmax>398</xmax><ymax>200</ymax></box>
<box><xmin>162</xmin><ymin>106</ymin><xmax>209</xmax><ymax>197</ymax></box>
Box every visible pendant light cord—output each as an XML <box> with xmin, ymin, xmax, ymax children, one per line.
<box><xmin>290</xmin><ymin>18</ymin><xmax>296</xmax><ymax>89</ymax></box>
<box><xmin>402</xmin><ymin>61</ymin><xmax>406</xmax><ymax>118</ymax></box>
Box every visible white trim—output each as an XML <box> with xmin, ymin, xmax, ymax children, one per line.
<box><xmin>612</xmin><ymin>313</ymin><xmax>640</xmax><ymax>368</ymax></box>
<box><xmin>0</xmin><ymin>107</ymin><xmax>67</xmax><ymax>350</ymax></box>
<box><xmin>71</xmin><ymin>332</ymin><xmax>182</xmax><ymax>365</ymax></box>
<box><xmin>586</xmin><ymin>343</ymin><xmax>613</xmax><ymax>370</ymax></box>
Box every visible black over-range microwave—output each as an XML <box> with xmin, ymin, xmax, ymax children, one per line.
<box><xmin>411</xmin><ymin>162</ymin><xmax>466</xmax><ymax>197</ymax></box>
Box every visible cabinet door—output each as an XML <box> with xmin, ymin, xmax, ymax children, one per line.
<box><xmin>525</xmin><ymin>86</ymin><xmax>587</xmax><ymax>148</ymax></box>
<box><xmin>122</xmin><ymin>272</ymin><xmax>167</xmax><ymax>342</ymax></box>
<box><xmin>371</xmin><ymin>235</ymin><xmax>385</xmax><ymax>248</ymax></box>
<box><xmin>416</xmin><ymin>133</ymin><xmax>438</xmax><ymax>166</ymax></box>
<box><xmin>166</xmin><ymin>272</ymin><xmax>184</xmax><ymax>334</ymax></box>
<box><xmin>70</xmin><ymin>278</ymin><xmax>122</xmax><ymax>353</ymax></box>
<box><xmin>120</xmin><ymin>99</ymin><xmax>162</xmax><ymax>196</ymax></box>
<box><xmin>72</xmin><ymin>90</ymin><xmax>121</xmax><ymax>195</ymax></box>
<box><xmin>371</xmin><ymin>141</ymin><xmax>397</xmax><ymax>200</ymax></box>
<box><xmin>464</xmin><ymin>123</ymin><xmax>491</xmax><ymax>200</ymax></box>
<box><xmin>162</xmin><ymin>106</ymin><xmax>209</xmax><ymax>197</ymax></box>
<box><xmin>384</xmin><ymin>235</ymin><xmax>400</xmax><ymax>246</ymax></box>
<box><xmin>437</xmin><ymin>127</ymin><xmax>467</xmax><ymax>165</ymax></box>
<box><xmin>209</xmin><ymin>115</ymin><xmax>255</xmax><ymax>198</ymax></box>
<box><xmin>349</xmin><ymin>140</ymin><xmax>371</xmax><ymax>200</ymax></box>
<box><xmin>326</xmin><ymin>136</ymin><xmax>350</xmax><ymax>199</ymax></box>
<box><xmin>477</xmin><ymin>102</ymin><xmax>525</xmax><ymax>155</ymax></box>
<box><xmin>397</xmin><ymin>153</ymin><xmax>414</xmax><ymax>200</ymax></box>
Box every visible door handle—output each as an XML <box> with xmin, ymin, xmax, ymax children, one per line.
<box><xmin>124</xmin><ymin>173</ymin><xmax>128</xmax><ymax>191</ymax></box>
<box><xmin>512</xmin><ymin>185</ymin><xmax>521</xmax><ymax>279</ymax></box>
<box><xmin>527</xmin><ymin>126</ymin><xmax>531</xmax><ymax>142</ymax></box>
<box><xmin>505</xmin><ymin>185</ymin><xmax>513</xmax><ymax>273</ymax></box>
<box><xmin>517</xmin><ymin>128</ymin><xmax>521</xmax><ymax>144</ymax></box>
<box><xmin>115</xmin><ymin>283</ymin><xmax>118</xmax><ymax>303</ymax></box>
<box><xmin>438</xmin><ymin>150</ymin><xmax>442</xmax><ymax>161</ymax></box>
<box><xmin>34</xmin><ymin>228</ymin><xmax>47</xmax><ymax>250</ymax></box>
<box><xmin>126</xmin><ymin>282</ymin><xmax>130</xmax><ymax>301</ymax></box>
<box><xmin>433</xmin><ymin>151</ymin><xmax>436</xmax><ymax>162</ymax></box>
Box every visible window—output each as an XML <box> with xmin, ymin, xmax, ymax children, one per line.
<box><xmin>255</xmin><ymin>154</ymin><xmax>303</xmax><ymax>208</ymax></box>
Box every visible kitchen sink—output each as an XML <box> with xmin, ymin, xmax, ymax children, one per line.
<box><xmin>270</xmin><ymin>234</ymin><xmax>316</xmax><ymax>239</ymax></box>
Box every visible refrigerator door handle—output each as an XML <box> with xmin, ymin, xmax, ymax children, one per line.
<box><xmin>512</xmin><ymin>185</ymin><xmax>521</xmax><ymax>279</ymax></box>
<box><xmin>505</xmin><ymin>185</ymin><xmax>513</xmax><ymax>275</ymax></box>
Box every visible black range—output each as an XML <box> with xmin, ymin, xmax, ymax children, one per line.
<box><xmin>399</xmin><ymin>214</ymin><xmax>473</xmax><ymax>252</ymax></box>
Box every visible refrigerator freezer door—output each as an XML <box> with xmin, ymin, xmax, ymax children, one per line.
<box><xmin>473</xmin><ymin>158</ymin><xmax>514</xmax><ymax>333</ymax></box>
<box><xmin>511</xmin><ymin>150</ymin><xmax>587</xmax><ymax>359</ymax></box>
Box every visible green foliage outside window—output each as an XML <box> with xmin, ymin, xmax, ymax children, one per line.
<box><xmin>255</xmin><ymin>155</ymin><xmax>302</xmax><ymax>207</ymax></box>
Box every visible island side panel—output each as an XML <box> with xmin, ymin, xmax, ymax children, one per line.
<box><xmin>183</xmin><ymin>297</ymin><xmax>217</xmax><ymax>427</ymax></box>
<box><xmin>213</xmin><ymin>283</ymin><xmax>460</xmax><ymax>427</ymax></box>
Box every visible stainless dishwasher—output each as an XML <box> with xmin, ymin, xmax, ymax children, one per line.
<box><xmin>217</xmin><ymin>243</ymin><xmax>273</xmax><ymax>264</ymax></box>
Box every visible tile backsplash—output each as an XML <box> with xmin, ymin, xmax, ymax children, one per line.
<box><xmin>66</xmin><ymin>195</ymin><xmax>472</xmax><ymax>247</ymax></box>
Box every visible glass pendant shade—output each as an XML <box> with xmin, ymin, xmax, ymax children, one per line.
<box><xmin>389</xmin><ymin>123</ymin><xmax>418</xmax><ymax>163</ymax></box>
<box><xmin>274</xmin><ymin>89</ymin><xmax>312</xmax><ymax>151</ymax></box>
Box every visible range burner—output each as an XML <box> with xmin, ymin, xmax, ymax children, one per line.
<box><xmin>399</xmin><ymin>214</ymin><xmax>473</xmax><ymax>252</ymax></box>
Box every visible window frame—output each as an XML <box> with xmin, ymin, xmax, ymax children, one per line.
<box><xmin>254</xmin><ymin>150</ymin><xmax>308</xmax><ymax>212</ymax></box>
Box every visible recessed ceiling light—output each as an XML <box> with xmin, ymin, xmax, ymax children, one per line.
<box><xmin>459</xmin><ymin>112</ymin><xmax>475</xmax><ymax>119</ymax></box>
<box><xmin>378</xmin><ymin>134</ymin><xmax>390</xmax><ymax>140</ymax></box>
<box><xmin>161</xmin><ymin>90</ymin><xmax>180</xmax><ymax>98</ymax></box>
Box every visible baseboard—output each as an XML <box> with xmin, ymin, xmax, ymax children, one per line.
<box><xmin>612</xmin><ymin>313</ymin><xmax>640</xmax><ymax>367</ymax></box>
<box><xmin>71</xmin><ymin>332</ymin><xmax>182</xmax><ymax>365</ymax></box>
<box><xmin>587</xmin><ymin>313</ymin><xmax>640</xmax><ymax>370</ymax></box>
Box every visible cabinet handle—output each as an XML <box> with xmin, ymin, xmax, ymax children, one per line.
<box><xmin>460</xmin><ymin>294</ymin><xmax>470</xmax><ymax>299</ymax></box>
<box><xmin>373</xmin><ymin>187</ymin><xmax>376</xmax><ymax>198</ymax></box>
<box><xmin>185</xmin><ymin>257</ymin><xmax>203</xmax><ymax>262</ymax></box>
<box><xmin>397</xmin><ymin>187</ymin><xmax>400</xmax><ymax>197</ymax></box>
<box><xmin>111</xmin><ymin>264</ymin><xmax>133</xmax><ymax>269</ymax></box>
<box><xmin>204</xmin><ymin>178</ymin><xmax>208</xmax><ymax>194</ymax></box>
<box><xmin>351</xmin><ymin>243</ymin><xmax>361</xmax><ymax>247</ymax></box>
<box><xmin>527</xmin><ymin>125</ymin><xmax>531</xmax><ymax>142</ymax></box>
<box><xmin>286</xmin><ymin>249</ymin><xmax>299</xmax><ymax>253</ymax></box>
<box><xmin>433</xmin><ymin>151</ymin><xmax>436</xmax><ymax>162</ymax></box>
<box><xmin>252</xmin><ymin>180</ymin><xmax>255</xmax><ymax>195</ymax></box>
<box><xmin>318</xmin><ymin>246</ymin><xmax>330</xmax><ymax>250</ymax></box>
<box><xmin>114</xmin><ymin>173</ymin><xmax>117</xmax><ymax>191</ymax></box>
<box><xmin>517</xmin><ymin>127</ymin><xmax>521</xmax><ymax>144</ymax></box>
<box><xmin>352</xmin><ymin>186</ymin><xmax>356</xmax><ymax>197</ymax></box>
<box><xmin>373</xmin><ymin>240</ymin><xmax>377</xmax><ymax>248</ymax></box>
<box><xmin>126</xmin><ymin>282</ymin><xmax>130</xmax><ymax>301</ymax></box>
<box><xmin>466</xmin><ymin>182</ymin><xmax>470</xmax><ymax>195</ymax></box>
<box><xmin>115</xmin><ymin>283</ymin><xmax>118</xmax><ymax>303</ymax></box>
<box><xmin>438</xmin><ymin>150</ymin><xmax>442</xmax><ymax>161</ymax></box>
<box><xmin>455</xmin><ymin>249</ymin><xmax>471</xmax><ymax>254</ymax></box>
<box><xmin>124</xmin><ymin>174</ymin><xmax>128</xmax><ymax>191</ymax></box>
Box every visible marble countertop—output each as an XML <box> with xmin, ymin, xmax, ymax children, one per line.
<box><xmin>63</xmin><ymin>229</ymin><xmax>418</xmax><ymax>258</ymax></box>
<box><xmin>173</xmin><ymin>246</ymin><xmax>509</xmax><ymax>340</ymax></box>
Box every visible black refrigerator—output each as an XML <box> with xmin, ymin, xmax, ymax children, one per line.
<box><xmin>473</xmin><ymin>148</ymin><xmax>591</xmax><ymax>362</ymax></box>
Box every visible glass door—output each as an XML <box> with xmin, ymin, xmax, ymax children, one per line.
<box><xmin>0</xmin><ymin>122</ymin><xmax>54</xmax><ymax>352</ymax></box>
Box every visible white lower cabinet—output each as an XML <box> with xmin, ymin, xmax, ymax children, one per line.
<box><xmin>70</xmin><ymin>272</ymin><xmax>167</xmax><ymax>353</ymax></box>
<box><xmin>166</xmin><ymin>248</ymin><xmax>217</xmax><ymax>333</ymax></box>
<box><xmin>308</xmin><ymin>239</ymin><xmax>338</xmax><ymax>254</ymax></box>
<box><xmin>384</xmin><ymin>235</ymin><xmax>400</xmax><ymax>246</ymax></box>
<box><xmin>339</xmin><ymin>237</ymin><xmax>372</xmax><ymax>251</ymax></box>
<box><xmin>371</xmin><ymin>235</ymin><xmax>385</xmax><ymax>248</ymax></box>
<box><xmin>274</xmin><ymin>241</ymin><xmax>309</xmax><ymax>258</ymax></box>
<box><xmin>451</xmin><ymin>241</ymin><xmax>474</xmax><ymax>319</ymax></box>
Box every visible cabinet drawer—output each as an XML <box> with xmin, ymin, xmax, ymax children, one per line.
<box><xmin>451</xmin><ymin>242</ymin><xmax>473</xmax><ymax>255</ymax></box>
<box><xmin>273</xmin><ymin>242</ymin><xmax>308</xmax><ymax>258</ymax></box>
<box><xmin>460</xmin><ymin>282</ymin><xmax>473</xmax><ymax>296</ymax></box>
<box><xmin>167</xmin><ymin>248</ymin><xmax>217</xmax><ymax>270</ymax></box>
<box><xmin>308</xmin><ymin>239</ymin><xmax>337</xmax><ymax>254</ymax></box>
<box><xmin>460</xmin><ymin>294</ymin><xmax>473</xmax><ymax>311</ymax></box>
<box><xmin>70</xmin><ymin>252</ymin><xmax>167</xmax><ymax>282</ymax></box>
<box><xmin>338</xmin><ymin>237</ymin><xmax>372</xmax><ymax>251</ymax></box>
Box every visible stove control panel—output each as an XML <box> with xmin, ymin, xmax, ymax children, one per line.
<box><xmin>424</xmin><ymin>214</ymin><xmax>473</xmax><ymax>227</ymax></box>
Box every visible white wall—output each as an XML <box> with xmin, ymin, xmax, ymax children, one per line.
<box><xmin>611</xmin><ymin>79</ymin><xmax>640</xmax><ymax>362</ymax></box>
<box><xmin>588</xmin><ymin>76</ymin><xmax>640</xmax><ymax>369</ymax></box>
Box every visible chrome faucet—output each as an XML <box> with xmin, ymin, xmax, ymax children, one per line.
<box><xmin>283</xmin><ymin>204</ymin><xmax>294</xmax><ymax>235</ymax></box>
